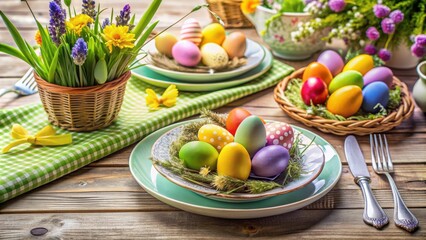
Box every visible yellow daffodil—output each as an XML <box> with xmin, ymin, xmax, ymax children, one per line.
<box><xmin>240</xmin><ymin>0</ymin><xmax>260</xmax><ymax>14</ymax></box>
<box><xmin>102</xmin><ymin>25</ymin><xmax>135</xmax><ymax>53</ymax></box>
<box><xmin>66</xmin><ymin>14</ymin><xmax>94</xmax><ymax>35</ymax></box>
<box><xmin>34</xmin><ymin>30</ymin><xmax>42</xmax><ymax>46</ymax></box>
<box><xmin>145</xmin><ymin>85</ymin><xmax>178</xmax><ymax>110</ymax></box>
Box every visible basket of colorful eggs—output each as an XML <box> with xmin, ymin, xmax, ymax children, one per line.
<box><xmin>274</xmin><ymin>51</ymin><xmax>415</xmax><ymax>136</ymax></box>
<box><xmin>151</xmin><ymin>108</ymin><xmax>325</xmax><ymax>202</ymax></box>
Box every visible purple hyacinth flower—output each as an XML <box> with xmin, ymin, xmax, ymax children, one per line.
<box><xmin>381</xmin><ymin>18</ymin><xmax>395</xmax><ymax>34</ymax></box>
<box><xmin>373</xmin><ymin>4</ymin><xmax>390</xmax><ymax>18</ymax></box>
<box><xmin>389</xmin><ymin>10</ymin><xmax>404</xmax><ymax>24</ymax></box>
<box><xmin>366</xmin><ymin>27</ymin><xmax>380</xmax><ymax>41</ymax></box>
<box><xmin>48</xmin><ymin>1</ymin><xmax>66</xmax><ymax>45</ymax></box>
<box><xmin>364</xmin><ymin>44</ymin><xmax>377</xmax><ymax>55</ymax></box>
<box><xmin>101</xmin><ymin>18</ymin><xmax>110</xmax><ymax>29</ymax></box>
<box><xmin>415</xmin><ymin>34</ymin><xmax>426</xmax><ymax>47</ymax></box>
<box><xmin>328</xmin><ymin>0</ymin><xmax>346</xmax><ymax>12</ymax></box>
<box><xmin>71</xmin><ymin>38</ymin><xmax>88</xmax><ymax>66</ymax></box>
<box><xmin>82</xmin><ymin>0</ymin><xmax>96</xmax><ymax>19</ymax></box>
<box><xmin>117</xmin><ymin>4</ymin><xmax>131</xmax><ymax>26</ymax></box>
<box><xmin>378</xmin><ymin>48</ymin><xmax>392</xmax><ymax>61</ymax></box>
<box><xmin>411</xmin><ymin>43</ymin><xmax>426</xmax><ymax>58</ymax></box>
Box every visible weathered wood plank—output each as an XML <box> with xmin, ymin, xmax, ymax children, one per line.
<box><xmin>0</xmin><ymin>210</ymin><xmax>424</xmax><ymax>239</ymax></box>
<box><xmin>1</xmin><ymin>165</ymin><xmax>424</xmax><ymax>213</ymax></box>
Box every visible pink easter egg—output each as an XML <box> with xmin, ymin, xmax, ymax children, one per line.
<box><xmin>172</xmin><ymin>40</ymin><xmax>201</xmax><ymax>67</ymax></box>
<box><xmin>180</xmin><ymin>18</ymin><xmax>202</xmax><ymax>46</ymax></box>
<box><xmin>265</xmin><ymin>122</ymin><xmax>294</xmax><ymax>150</ymax></box>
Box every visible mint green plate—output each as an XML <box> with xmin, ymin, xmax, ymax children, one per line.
<box><xmin>129</xmin><ymin>120</ymin><xmax>342</xmax><ymax>219</ymax></box>
<box><xmin>131</xmin><ymin>46</ymin><xmax>273</xmax><ymax>92</ymax></box>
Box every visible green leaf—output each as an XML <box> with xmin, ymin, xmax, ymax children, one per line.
<box><xmin>0</xmin><ymin>43</ymin><xmax>29</xmax><ymax>64</ymax></box>
<box><xmin>64</xmin><ymin>0</ymin><xmax>72</xmax><ymax>7</ymax></box>
<box><xmin>94</xmin><ymin>58</ymin><xmax>108</xmax><ymax>84</ymax></box>
<box><xmin>48</xmin><ymin>47</ymin><xmax>60</xmax><ymax>83</ymax></box>
<box><xmin>132</xmin><ymin>0</ymin><xmax>162</xmax><ymax>38</ymax></box>
<box><xmin>135</xmin><ymin>20</ymin><xmax>159</xmax><ymax>50</ymax></box>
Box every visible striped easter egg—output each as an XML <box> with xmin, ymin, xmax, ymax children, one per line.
<box><xmin>180</xmin><ymin>18</ymin><xmax>202</xmax><ymax>46</ymax></box>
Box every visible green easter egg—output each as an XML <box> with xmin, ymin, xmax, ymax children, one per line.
<box><xmin>328</xmin><ymin>70</ymin><xmax>364</xmax><ymax>94</ymax></box>
<box><xmin>179</xmin><ymin>141</ymin><xmax>218</xmax><ymax>171</ymax></box>
<box><xmin>234</xmin><ymin>115</ymin><xmax>266</xmax><ymax>157</ymax></box>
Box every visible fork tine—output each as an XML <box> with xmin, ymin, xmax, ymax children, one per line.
<box><xmin>370</xmin><ymin>134</ymin><xmax>378</xmax><ymax>171</ymax></box>
<box><xmin>20</xmin><ymin>69</ymin><xmax>34</xmax><ymax>84</ymax></box>
<box><xmin>373</xmin><ymin>134</ymin><xmax>383</xmax><ymax>171</ymax></box>
<box><xmin>383</xmin><ymin>134</ymin><xmax>394</xmax><ymax>171</ymax></box>
<box><xmin>378</xmin><ymin>134</ymin><xmax>389</xmax><ymax>171</ymax></box>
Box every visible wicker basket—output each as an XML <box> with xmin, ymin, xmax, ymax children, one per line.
<box><xmin>274</xmin><ymin>68</ymin><xmax>415</xmax><ymax>136</ymax></box>
<box><xmin>34</xmin><ymin>71</ymin><xmax>131</xmax><ymax>132</ymax></box>
<box><xmin>206</xmin><ymin>0</ymin><xmax>253</xmax><ymax>28</ymax></box>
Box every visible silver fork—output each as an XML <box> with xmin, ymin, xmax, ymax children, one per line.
<box><xmin>0</xmin><ymin>68</ymin><xmax>37</xmax><ymax>98</ymax></box>
<box><xmin>370</xmin><ymin>134</ymin><xmax>419</xmax><ymax>232</ymax></box>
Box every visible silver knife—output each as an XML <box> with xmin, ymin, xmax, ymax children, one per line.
<box><xmin>344</xmin><ymin>135</ymin><xmax>389</xmax><ymax>229</ymax></box>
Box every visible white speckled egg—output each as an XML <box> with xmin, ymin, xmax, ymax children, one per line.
<box><xmin>265</xmin><ymin>122</ymin><xmax>294</xmax><ymax>150</ymax></box>
<box><xmin>180</xmin><ymin>18</ymin><xmax>202</xmax><ymax>46</ymax></box>
<box><xmin>200</xmin><ymin>43</ymin><xmax>228</xmax><ymax>69</ymax></box>
<box><xmin>198</xmin><ymin>124</ymin><xmax>234</xmax><ymax>152</ymax></box>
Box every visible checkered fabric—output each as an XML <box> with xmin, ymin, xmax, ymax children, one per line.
<box><xmin>0</xmin><ymin>60</ymin><xmax>293</xmax><ymax>203</ymax></box>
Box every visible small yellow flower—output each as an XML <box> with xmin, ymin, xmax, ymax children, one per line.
<box><xmin>145</xmin><ymin>85</ymin><xmax>178</xmax><ymax>110</ymax></box>
<box><xmin>67</xmin><ymin>14</ymin><xmax>94</xmax><ymax>35</ymax></box>
<box><xmin>240</xmin><ymin>0</ymin><xmax>260</xmax><ymax>14</ymax></box>
<box><xmin>102</xmin><ymin>25</ymin><xmax>135</xmax><ymax>53</ymax></box>
<box><xmin>199</xmin><ymin>167</ymin><xmax>211</xmax><ymax>176</ymax></box>
<box><xmin>35</xmin><ymin>30</ymin><xmax>42</xmax><ymax>46</ymax></box>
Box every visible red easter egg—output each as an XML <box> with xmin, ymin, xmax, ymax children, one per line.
<box><xmin>226</xmin><ymin>108</ymin><xmax>252</xmax><ymax>135</ymax></box>
<box><xmin>301</xmin><ymin>77</ymin><xmax>328</xmax><ymax>105</ymax></box>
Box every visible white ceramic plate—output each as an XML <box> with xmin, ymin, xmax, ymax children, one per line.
<box><xmin>151</xmin><ymin>122</ymin><xmax>325</xmax><ymax>202</ymax></box>
<box><xmin>131</xmin><ymin>46</ymin><xmax>273</xmax><ymax>92</ymax></box>
<box><xmin>143</xmin><ymin>39</ymin><xmax>265</xmax><ymax>82</ymax></box>
<box><xmin>129</xmin><ymin>120</ymin><xmax>342</xmax><ymax>219</ymax></box>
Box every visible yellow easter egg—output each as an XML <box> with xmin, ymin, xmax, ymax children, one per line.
<box><xmin>198</xmin><ymin>124</ymin><xmax>234</xmax><ymax>152</ymax></box>
<box><xmin>154</xmin><ymin>32</ymin><xmax>178</xmax><ymax>58</ymax></box>
<box><xmin>326</xmin><ymin>85</ymin><xmax>363</xmax><ymax>118</ymax></box>
<box><xmin>343</xmin><ymin>54</ymin><xmax>374</xmax><ymax>75</ymax></box>
<box><xmin>200</xmin><ymin>23</ymin><xmax>226</xmax><ymax>46</ymax></box>
<box><xmin>217</xmin><ymin>142</ymin><xmax>251</xmax><ymax>180</ymax></box>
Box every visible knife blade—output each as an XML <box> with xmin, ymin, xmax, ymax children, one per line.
<box><xmin>344</xmin><ymin>135</ymin><xmax>389</xmax><ymax>229</ymax></box>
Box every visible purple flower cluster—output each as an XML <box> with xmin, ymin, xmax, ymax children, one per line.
<box><xmin>411</xmin><ymin>34</ymin><xmax>426</xmax><ymax>58</ymax></box>
<box><xmin>71</xmin><ymin>38</ymin><xmax>88</xmax><ymax>66</ymax></box>
<box><xmin>364</xmin><ymin>44</ymin><xmax>377</xmax><ymax>55</ymax></box>
<box><xmin>102</xmin><ymin>18</ymin><xmax>110</xmax><ymax>29</ymax></box>
<box><xmin>116</xmin><ymin>4</ymin><xmax>131</xmax><ymax>26</ymax></box>
<box><xmin>389</xmin><ymin>10</ymin><xmax>404</xmax><ymax>24</ymax></box>
<box><xmin>373</xmin><ymin>4</ymin><xmax>390</xmax><ymax>18</ymax></box>
<box><xmin>381</xmin><ymin>18</ymin><xmax>395</xmax><ymax>34</ymax></box>
<box><xmin>82</xmin><ymin>0</ymin><xmax>96</xmax><ymax>19</ymax></box>
<box><xmin>366</xmin><ymin>27</ymin><xmax>380</xmax><ymax>41</ymax></box>
<box><xmin>328</xmin><ymin>0</ymin><xmax>346</xmax><ymax>13</ymax></box>
<box><xmin>48</xmin><ymin>1</ymin><xmax>66</xmax><ymax>45</ymax></box>
<box><xmin>378</xmin><ymin>48</ymin><xmax>391</xmax><ymax>61</ymax></box>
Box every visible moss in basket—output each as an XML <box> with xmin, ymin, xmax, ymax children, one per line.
<box><xmin>284</xmin><ymin>78</ymin><xmax>402</xmax><ymax>121</ymax></box>
<box><xmin>152</xmin><ymin>110</ymin><xmax>308</xmax><ymax>195</ymax></box>
<box><xmin>0</xmin><ymin>0</ymin><xmax>211</xmax><ymax>87</ymax></box>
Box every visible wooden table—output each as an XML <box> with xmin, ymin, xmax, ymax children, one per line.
<box><xmin>0</xmin><ymin>1</ymin><xmax>425</xmax><ymax>239</ymax></box>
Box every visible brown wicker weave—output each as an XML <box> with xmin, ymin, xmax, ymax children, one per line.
<box><xmin>206</xmin><ymin>0</ymin><xmax>253</xmax><ymax>28</ymax></box>
<box><xmin>35</xmin><ymin>71</ymin><xmax>131</xmax><ymax>132</ymax></box>
<box><xmin>274</xmin><ymin>68</ymin><xmax>415</xmax><ymax>136</ymax></box>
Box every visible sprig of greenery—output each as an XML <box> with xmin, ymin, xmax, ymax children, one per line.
<box><xmin>282</xmin><ymin>78</ymin><xmax>402</xmax><ymax>121</ymax></box>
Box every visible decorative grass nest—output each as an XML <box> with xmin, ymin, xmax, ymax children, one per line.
<box><xmin>274</xmin><ymin>68</ymin><xmax>415</xmax><ymax>136</ymax></box>
<box><xmin>148</xmin><ymin>53</ymin><xmax>247</xmax><ymax>73</ymax></box>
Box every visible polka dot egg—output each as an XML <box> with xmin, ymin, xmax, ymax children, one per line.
<box><xmin>265</xmin><ymin>122</ymin><xmax>294</xmax><ymax>150</ymax></box>
<box><xmin>198</xmin><ymin>124</ymin><xmax>234</xmax><ymax>152</ymax></box>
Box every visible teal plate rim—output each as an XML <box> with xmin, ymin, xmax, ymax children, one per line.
<box><xmin>129</xmin><ymin>120</ymin><xmax>342</xmax><ymax>218</ymax></box>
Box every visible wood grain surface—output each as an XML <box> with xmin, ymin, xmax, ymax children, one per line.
<box><xmin>0</xmin><ymin>0</ymin><xmax>425</xmax><ymax>239</ymax></box>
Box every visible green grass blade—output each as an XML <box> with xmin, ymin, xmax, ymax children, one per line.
<box><xmin>0</xmin><ymin>43</ymin><xmax>29</xmax><ymax>64</ymax></box>
<box><xmin>135</xmin><ymin>20</ymin><xmax>158</xmax><ymax>50</ymax></box>
<box><xmin>48</xmin><ymin>46</ymin><xmax>60</xmax><ymax>83</ymax></box>
<box><xmin>132</xmin><ymin>0</ymin><xmax>162</xmax><ymax>38</ymax></box>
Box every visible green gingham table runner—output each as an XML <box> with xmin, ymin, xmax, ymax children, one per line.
<box><xmin>0</xmin><ymin>60</ymin><xmax>293</xmax><ymax>203</ymax></box>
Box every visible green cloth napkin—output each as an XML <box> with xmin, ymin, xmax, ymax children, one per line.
<box><xmin>0</xmin><ymin>60</ymin><xmax>293</xmax><ymax>203</ymax></box>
